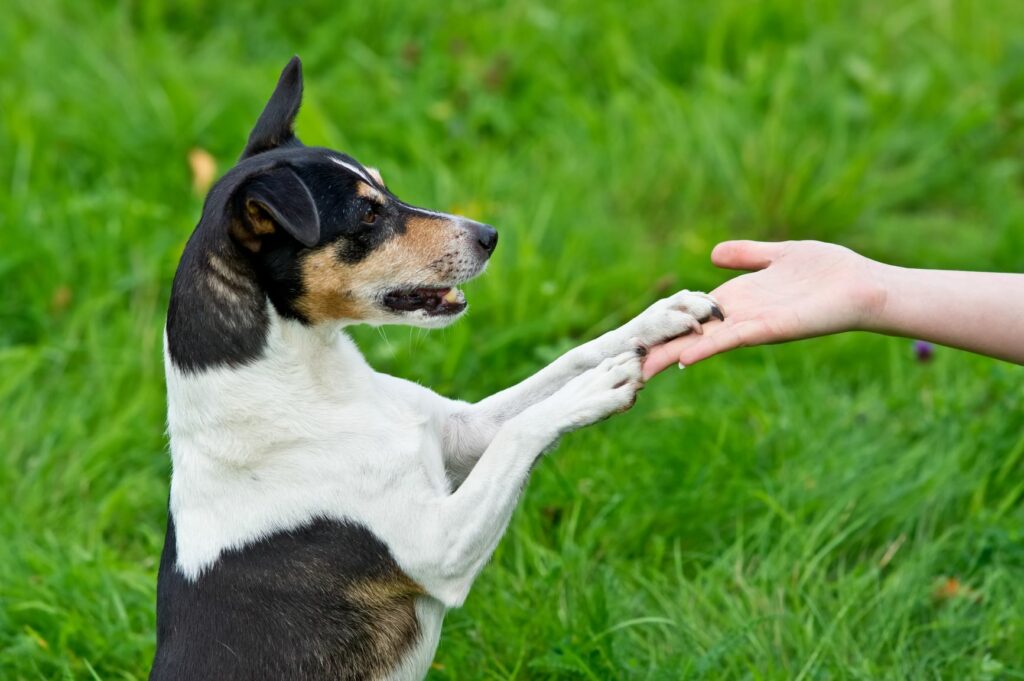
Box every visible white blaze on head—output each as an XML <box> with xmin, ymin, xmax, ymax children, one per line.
<box><xmin>329</xmin><ymin>156</ymin><xmax>374</xmax><ymax>186</ymax></box>
<box><xmin>330</xmin><ymin>155</ymin><xmax>453</xmax><ymax>220</ymax></box>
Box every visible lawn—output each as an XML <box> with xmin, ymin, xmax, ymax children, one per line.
<box><xmin>2</xmin><ymin>0</ymin><xmax>1023</xmax><ymax>678</ymax></box>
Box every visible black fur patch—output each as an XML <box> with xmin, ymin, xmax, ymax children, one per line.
<box><xmin>166</xmin><ymin>55</ymin><xmax>444</xmax><ymax>372</ymax></box>
<box><xmin>150</xmin><ymin>515</ymin><xmax>423</xmax><ymax>681</ymax></box>
<box><xmin>165</xmin><ymin>145</ymin><xmax>450</xmax><ymax>371</ymax></box>
<box><xmin>166</xmin><ymin>217</ymin><xmax>270</xmax><ymax>374</ymax></box>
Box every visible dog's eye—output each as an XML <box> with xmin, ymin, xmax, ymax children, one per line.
<box><xmin>361</xmin><ymin>204</ymin><xmax>379</xmax><ymax>225</ymax></box>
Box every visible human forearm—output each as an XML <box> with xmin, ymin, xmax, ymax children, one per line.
<box><xmin>867</xmin><ymin>264</ymin><xmax>1024</xmax><ymax>364</ymax></box>
<box><xmin>643</xmin><ymin>240</ymin><xmax>1024</xmax><ymax>378</ymax></box>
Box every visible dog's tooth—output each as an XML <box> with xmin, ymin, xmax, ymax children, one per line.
<box><xmin>442</xmin><ymin>288</ymin><xmax>461</xmax><ymax>304</ymax></box>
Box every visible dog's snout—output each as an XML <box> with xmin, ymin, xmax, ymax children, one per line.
<box><xmin>473</xmin><ymin>222</ymin><xmax>499</xmax><ymax>256</ymax></box>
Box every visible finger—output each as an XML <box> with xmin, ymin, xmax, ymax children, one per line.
<box><xmin>711</xmin><ymin>240</ymin><xmax>785</xmax><ymax>272</ymax></box>
<box><xmin>642</xmin><ymin>334</ymin><xmax>702</xmax><ymax>379</ymax></box>
<box><xmin>676</xmin><ymin>320</ymin><xmax>759</xmax><ymax>365</ymax></box>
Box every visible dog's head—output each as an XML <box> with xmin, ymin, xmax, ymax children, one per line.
<box><xmin>213</xmin><ymin>57</ymin><xmax>497</xmax><ymax>329</ymax></box>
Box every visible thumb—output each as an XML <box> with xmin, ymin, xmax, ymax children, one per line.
<box><xmin>711</xmin><ymin>240</ymin><xmax>786</xmax><ymax>271</ymax></box>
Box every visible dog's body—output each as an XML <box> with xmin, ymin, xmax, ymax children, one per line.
<box><xmin>152</xmin><ymin>57</ymin><xmax>720</xmax><ymax>680</ymax></box>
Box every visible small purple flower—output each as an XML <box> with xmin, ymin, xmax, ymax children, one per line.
<box><xmin>913</xmin><ymin>340</ymin><xmax>934</xmax><ymax>363</ymax></box>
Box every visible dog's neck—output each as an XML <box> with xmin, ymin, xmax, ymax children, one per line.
<box><xmin>164</xmin><ymin>229</ymin><xmax>370</xmax><ymax>382</ymax></box>
<box><xmin>165</xmin><ymin>223</ymin><xmax>274</xmax><ymax>374</ymax></box>
<box><xmin>164</xmin><ymin>288</ymin><xmax>375</xmax><ymax>464</ymax></box>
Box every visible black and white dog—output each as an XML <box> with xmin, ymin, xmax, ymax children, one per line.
<box><xmin>152</xmin><ymin>57</ymin><xmax>722</xmax><ymax>680</ymax></box>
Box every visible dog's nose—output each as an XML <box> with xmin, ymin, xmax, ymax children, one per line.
<box><xmin>474</xmin><ymin>223</ymin><xmax>499</xmax><ymax>256</ymax></box>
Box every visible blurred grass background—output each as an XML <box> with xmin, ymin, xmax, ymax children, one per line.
<box><xmin>2</xmin><ymin>0</ymin><xmax>1024</xmax><ymax>678</ymax></box>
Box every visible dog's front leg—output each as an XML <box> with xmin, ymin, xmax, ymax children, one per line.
<box><xmin>443</xmin><ymin>290</ymin><xmax>722</xmax><ymax>483</ymax></box>
<box><xmin>406</xmin><ymin>351</ymin><xmax>644</xmax><ymax>607</ymax></box>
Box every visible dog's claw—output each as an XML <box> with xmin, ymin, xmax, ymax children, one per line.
<box><xmin>630</xmin><ymin>336</ymin><xmax>648</xmax><ymax>357</ymax></box>
<box><xmin>627</xmin><ymin>290</ymin><xmax>721</xmax><ymax>347</ymax></box>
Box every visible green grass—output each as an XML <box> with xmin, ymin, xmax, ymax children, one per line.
<box><xmin>2</xmin><ymin>0</ymin><xmax>1024</xmax><ymax>678</ymax></box>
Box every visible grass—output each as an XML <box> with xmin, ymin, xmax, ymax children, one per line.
<box><xmin>2</xmin><ymin>0</ymin><xmax>1023</xmax><ymax>678</ymax></box>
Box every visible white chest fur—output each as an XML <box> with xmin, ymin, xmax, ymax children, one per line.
<box><xmin>164</xmin><ymin>316</ymin><xmax>451</xmax><ymax>583</ymax></box>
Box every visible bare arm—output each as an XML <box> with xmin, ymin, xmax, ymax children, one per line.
<box><xmin>868</xmin><ymin>265</ymin><xmax>1024</xmax><ymax>363</ymax></box>
<box><xmin>643</xmin><ymin>240</ymin><xmax>1024</xmax><ymax>377</ymax></box>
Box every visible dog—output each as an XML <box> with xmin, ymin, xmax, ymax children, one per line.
<box><xmin>151</xmin><ymin>56</ymin><xmax>722</xmax><ymax>681</ymax></box>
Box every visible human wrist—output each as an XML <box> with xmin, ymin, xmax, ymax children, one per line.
<box><xmin>855</xmin><ymin>258</ymin><xmax>899</xmax><ymax>333</ymax></box>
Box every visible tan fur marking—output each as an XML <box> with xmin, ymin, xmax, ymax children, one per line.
<box><xmin>346</xmin><ymin>573</ymin><xmax>424</xmax><ymax>675</ymax></box>
<box><xmin>206</xmin><ymin>273</ymin><xmax>242</xmax><ymax>304</ymax></box>
<box><xmin>402</xmin><ymin>215</ymin><xmax>452</xmax><ymax>257</ymax></box>
<box><xmin>366</xmin><ymin>166</ymin><xmax>385</xmax><ymax>187</ymax></box>
<box><xmin>208</xmin><ymin>254</ymin><xmax>257</xmax><ymax>292</ymax></box>
<box><xmin>347</xmin><ymin>573</ymin><xmax>425</xmax><ymax>605</ymax></box>
<box><xmin>245</xmin><ymin>200</ymin><xmax>277</xmax><ymax>235</ymax></box>
<box><xmin>229</xmin><ymin>202</ymin><xmax>277</xmax><ymax>253</ymax></box>
<box><xmin>356</xmin><ymin>182</ymin><xmax>385</xmax><ymax>202</ymax></box>
<box><xmin>296</xmin><ymin>214</ymin><xmax>463</xmax><ymax>322</ymax></box>
<box><xmin>229</xmin><ymin>218</ymin><xmax>262</xmax><ymax>253</ymax></box>
<box><xmin>295</xmin><ymin>247</ymin><xmax>366</xmax><ymax>321</ymax></box>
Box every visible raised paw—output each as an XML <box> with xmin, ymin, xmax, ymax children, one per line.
<box><xmin>622</xmin><ymin>290</ymin><xmax>723</xmax><ymax>349</ymax></box>
<box><xmin>544</xmin><ymin>351</ymin><xmax>644</xmax><ymax>433</ymax></box>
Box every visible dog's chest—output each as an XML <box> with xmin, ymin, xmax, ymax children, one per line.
<box><xmin>163</xmin><ymin>331</ymin><xmax>454</xmax><ymax>680</ymax></box>
<box><xmin>168</xmin><ymin>358</ymin><xmax>450</xmax><ymax>581</ymax></box>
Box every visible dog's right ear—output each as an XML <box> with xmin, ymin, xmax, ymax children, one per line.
<box><xmin>230</xmin><ymin>166</ymin><xmax>320</xmax><ymax>252</ymax></box>
<box><xmin>241</xmin><ymin>56</ymin><xmax>304</xmax><ymax>160</ymax></box>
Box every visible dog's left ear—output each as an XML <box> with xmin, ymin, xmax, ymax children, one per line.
<box><xmin>241</xmin><ymin>56</ymin><xmax>304</xmax><ymax>159</ymax></box>
<box><xmin>232</xmin><ymin>166</ymin><xmax>320</xmax><ymax>250</ymax></box>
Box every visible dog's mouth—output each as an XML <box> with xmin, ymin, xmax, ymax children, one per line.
<box><xmin>382</xmin><ymin>286</ymin><xmax>467</xmax><ymax>316</ymax></box>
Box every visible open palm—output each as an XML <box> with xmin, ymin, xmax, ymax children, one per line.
<box><xmin>643</xmin><ymin>240</ymin><xmax>886</xmax><ymax>377</ymax></box>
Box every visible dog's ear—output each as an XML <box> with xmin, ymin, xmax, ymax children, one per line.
<box><xmin>241</xmin><ymin>56</ymin><xmax>304</xmax><ymax>159</ymax></box>
<box><xmin>232</xmin><ymin>166</ymin><xmax>320</xmax><ymax>251</ymax></box>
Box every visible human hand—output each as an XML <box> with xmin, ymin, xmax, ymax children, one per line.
<box><xmin>643</xmin><ymin>240</ymin><xmax>888</xmax><ymax>377</ymax></box>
